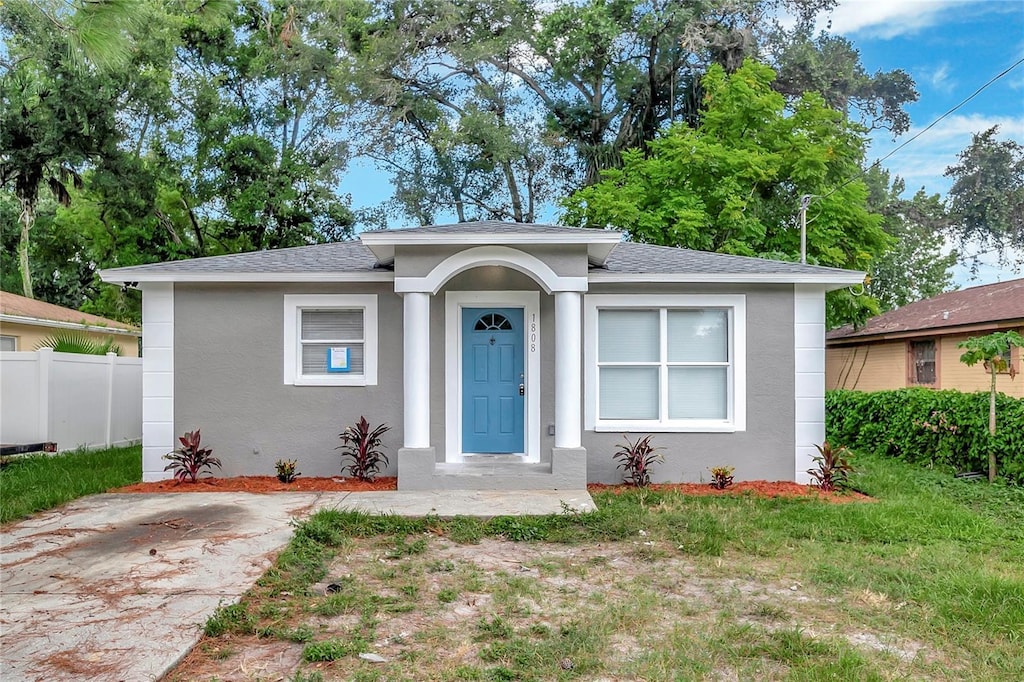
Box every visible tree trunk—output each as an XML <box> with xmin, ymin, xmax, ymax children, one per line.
<box><xmin>988</xmin><ymin>366</ymin><xmax>997</xmax><ymax>483</ymax></box>
<box><xmin>17</xmin><ymin>195</ymin><xmax>35</xmax><ymax>299</ymax></box>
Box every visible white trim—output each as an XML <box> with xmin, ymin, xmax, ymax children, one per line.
<box><xmin>396</xmin><ymin>246</ymin><xmax>588</xmax><ymax>294</ymax></box>
<box><xmin>100</xmin><ymin>271</ymin><xmax>394</xmax><ymax>285</ymax></box>
<box><xmin>589</xmin><ymin>272</ymin><xmax>863</xmax><ymax>289</ymax></box>
<box><xmin>0</xmin><ymin>313</ymin><xmax>140</xmax><ymax>336</ymax></box>
<box><xmin>403</xmin><ymin>293</ymin><xmax>431</xmax><ymax>448</ymax></box>
<box><xmin>554</xmin><ymin>292</ymin><xmax>582</xmax><ymax>448</ymax></box>
<box><xmin>445</xmin><ymin>291</ymin><xmax>541</xmax><ymax>463</ymax></box>
<box><xmin>141</xmin><ymin>283</ymin><xmax>174</xmax><ymax>482</ymax></box>
<box><xmin>584</xmin><ymin>294</ymin><xmax>747</xmax><ymax>433</ymax></box>
<box><xmin>282</xmin><ymin>294</ymin><xmax>378</xmax><ymax>386</ymax></box>
<box><xmin>794</xmin><ymin>285</ymin><xmax>827</xmax><ymax>484</ymax></box>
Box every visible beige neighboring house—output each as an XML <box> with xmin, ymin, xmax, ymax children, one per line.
<box><xmin>826</xmin><ymin>278</ymin><xmax>1024</xmax><ymax>396</ymax></box>
<box><xmin>0</xmin><ymin>291</ymin><xmax>140</xmax><ymax>357</ymax></box>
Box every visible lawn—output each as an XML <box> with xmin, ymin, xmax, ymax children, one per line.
<box><xmin>0</xmin><ymin>444</ymin><xmax>141</xmax><ymax>524</ymax></box>
<box><xmin>168</xmin><ymin>455</ymin><xmax>1024</xmax><ymax>681</ymax></box>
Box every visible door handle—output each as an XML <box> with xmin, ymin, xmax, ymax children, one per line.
<box><xmin>519</xmin><ymin>384</ymin><xmax>525</xmax><ymax>396</ymax></box>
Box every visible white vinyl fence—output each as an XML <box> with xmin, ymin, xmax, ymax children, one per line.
<box><xmin>0</xmin><ymin>348</ymin><xmax>142</xmax><ymax>451</ymax></box>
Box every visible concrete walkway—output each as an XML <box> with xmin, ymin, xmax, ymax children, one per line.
<box><xmin>0</xmin><ymin>489</ymin><xmax>595</xmax><ymax>681</ymax></box>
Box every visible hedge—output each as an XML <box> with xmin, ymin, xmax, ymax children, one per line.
<box><xmin>825</xmin><ymin>388</ymin><xmax>1024</xmax><ymax>484</ymax></box>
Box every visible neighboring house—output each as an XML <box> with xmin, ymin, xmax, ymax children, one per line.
<box><xmin>100</xmin><ymin>222</ymin><xmax>862</xmax><ymax>488</ymax></box>
<box><xmin>826</xmin><ymin>278</ymin><xmax>1024</xmax><ymax>396</ymax></box>
<box><xmin>0</xmin><ymin>291</ymin><xmax>141</xmax><ymax>357</ymax></box>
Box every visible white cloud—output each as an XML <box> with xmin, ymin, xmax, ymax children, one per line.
<box><xmin>816</xmin><ymin>0</ymin><xmax>985</xmax><ymax>39</ymax></box>
<box><xmin>925</xmin><ymin>62</ymin><xmax>957</xmax><ymax>93</ymax></box>
<box><xmin>868</xmin><ymin>113</ymin><xmax>1024</xmax><ymax>194</ymax></box>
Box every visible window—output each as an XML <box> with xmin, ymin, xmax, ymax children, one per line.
<box><xmin>0</xmin><ymin>335</ymin><xmax>16</xmax><ymax>351</ymax></box>
<box><xmin>586</xmin><ymin>295</ymin><xmax>746</xmax><ymax>432</ymax></box>
<box><xmin>909</xmin><ymin>339</ymin><xmax>936</xmax><ymax>385</ymax></box>
<box><xmin>283</xmin><ymin>295</ymin><xmax>378</xmax><ymax>386</ymax></box>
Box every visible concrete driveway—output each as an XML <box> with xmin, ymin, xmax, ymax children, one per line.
<box><xmin>0</xmin><ymin>489</ymin><xmax>594</xmax><ymax>681</ymax></box>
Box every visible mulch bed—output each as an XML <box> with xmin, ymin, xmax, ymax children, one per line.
<box><xmin>112</xmin><ymin>476</ymin><xmax>398</xmax><ymax>493</ymax></box>
<box><xmin>588</xmin><ymin>480</ymin><xmax>873</xmax><ymax>503</ymax></box>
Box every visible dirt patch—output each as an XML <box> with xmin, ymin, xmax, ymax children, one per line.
<box><xmin>589</xmin><ymin>480</ymin><xmax>873</xmax><ymax>503</ymax></box>
<box><xmin>113</xmin><ymin>476</ymin><xmax>398</xmax><ymax>493</ymax></box>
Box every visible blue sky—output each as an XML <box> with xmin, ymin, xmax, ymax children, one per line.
<box><xmin>825</xmin><ymin>0</ymin><xmax>1024</xmax><ymax>284</ymax></box>
<box><xmin>341</xmin><ymin>0</ymin><xmax>1023</xmax><ymax>283</ymax></box>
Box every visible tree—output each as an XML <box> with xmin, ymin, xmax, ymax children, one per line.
<box><xmin>958</xmin><ymin>330</ymin><xmax>1024</xmax><ymax>482</ymax></box>
<box><xmin>562</xmin><ymin>60</ymin><xmax>890</xmax><ymax>327</ymax></box>
<box><xmin>163</xmin><ymin>0</ymin><xmax>356</xmax><ymax>250</ymax></box>
<box><xmin>864</xmin><ymin>168</ymin><xmax>956</xmax><ymax>310</ymax></box>
<box><xmin>0</xmin><ymin>1</ymin><xmax>124</xmax><ymax>297</ymax></box>
<box><xmin>770</xmin><ymin>29</ymin><xmax>917</xmax><ymax>136</ymax></box>
<box><xmin>945</xmin><ymin>126</ymin><xmax>1024</xmax><ymax>270</ymax></box>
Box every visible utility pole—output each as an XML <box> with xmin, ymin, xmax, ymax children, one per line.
<box><xmin>798</xmin><ymin>195</ymin><xmax>812</xmax><ymax>264</ymax></box>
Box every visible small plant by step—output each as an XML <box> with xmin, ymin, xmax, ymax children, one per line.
<box><xmin>275</xmin><ymin>458</ymin><xmax>301</xmax><ymax>483</ymax></box>
<box><xmin>164</xmin><ymin>429</ymin><xmax>221</xmax><ymax>483</ymax></box>
<box><xmin>807</xmin><ymin>442</ymin><xmax>854</xmax><ymax>492</ymax></box>
<box><xmin>337</xmin><ymin>416</ymin><xmax>391</xmax><ymax>481</ymax></box>
<box><xmin>709</xmin><ymin>466</ymin><xmax>735</xmax><ymax>490</ymax></box>
<box><xmin>613</xmin><ymin>434</ymin><xmax>664</xmax><ymax>487</ymax></box>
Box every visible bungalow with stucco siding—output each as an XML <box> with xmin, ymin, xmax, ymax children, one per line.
<box><xmin>100</xmin><ymin>222</ymin><xmax>862</xmax><ymax>489</ymax></box>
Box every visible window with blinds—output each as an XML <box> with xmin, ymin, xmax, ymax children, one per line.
<box><xmin>596</xmin><ymin>307</ymin><xmax>732</xmax><ymax>425</ymax></box>
<box><xmin>300</xmin><ymin>309</ymin><xmax>364</xmax><ymax>375</ymax></box>
<box><xmin>283</xmin><ymin>294</ymin><xmax>378</xmax><ymax>386</ymax></box>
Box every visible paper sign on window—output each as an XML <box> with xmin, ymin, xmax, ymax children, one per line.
<box><xmin>327</xmin><ymin>347</ymin><xmax>350</xmax><ymax>373</ymax></box>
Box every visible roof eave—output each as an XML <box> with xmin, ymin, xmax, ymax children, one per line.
<box><xmin>827</xmin><ymin>318</ymin><xmax>1024</xmax><ymax>345</ymax></box>
<box><xmin>0</xmin><ymin>313</ymin><xmax>140</xmax><ymax>336</ymax></box>
<box><xmin>99</xmin><ymin>270</ymin><xmax>394</xmax><ymax>285</ymax></box>
<box><xmin>588</xmin><ymin>272</ymin><xmax>865</xmax><ymax>290</ymax></box>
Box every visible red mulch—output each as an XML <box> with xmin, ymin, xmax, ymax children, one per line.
<box><xmin>588</xmin><ymin>480</ymin><xmax>873</xmax><ymax>504</ymax></box>
<box><xmin>112</xmin><ymin>476</ymin><xmax>398</xmax><ymax>494</ymax></box>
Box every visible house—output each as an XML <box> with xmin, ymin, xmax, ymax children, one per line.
<box><xmin>99</xmin><ymin>222</ymin><xmax>863</xmax><ymax>489</ymax></box>
<box><xmin>0</xmin><ymin>291</ymin><xmax>140</xmax><ymax>357</ymax></box>
<box><xmin>826</xmin><ymin>278</ymin><xmax>1024</xmax><ymax>395</ymax></box>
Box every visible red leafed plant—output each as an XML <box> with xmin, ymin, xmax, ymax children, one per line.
<box><xmin>338</xmin><ymin>417</ymin><xmax>391</xmax><ymax>481</ymax></box>
<box><xmin>807</xmin><ymin>442</ymin><xmax>854</xmax><ymax>492</ymax></box>
<box><xmin>709</xmin><ymin>466</ymin><xmax>735</xmax><ymax>490</ymax></box>
<box><xmin>164</xmin><ymin>429</ymin><xmax>222</xmax><ymax>483</ymax></box>
<box><xmin>613</xmin><ymin>434</ymin><xmax>664</xmax><ymax>487</ymax></box>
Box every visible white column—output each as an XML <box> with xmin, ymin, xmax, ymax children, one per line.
<box><xmin>141</xmin><ymin>282</ymin><xmax>174</xmax><ymax>481</ymax></box>
<box><xmin>794</xmin><ymin>285</ymin><xmax>827</xmax><ymax>483</ymax></box>
<box><xmin>554</xmin><ymin>291</ymin><xmax>582</xmax><ymax>448</ymax></box>
<box><xmin>403</xmin><ymin>292</ymin><xmax>431</xmax><ymax>448</ymax></box>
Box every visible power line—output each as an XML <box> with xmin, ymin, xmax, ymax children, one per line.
<box><xmin>819</xmin><ymin>55</ymin><xmax>1024</xmax><ymax>201</ymax></box>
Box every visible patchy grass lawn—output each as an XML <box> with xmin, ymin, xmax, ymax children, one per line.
<box><xmin>0</xmin><ymin>444</ymin><xmax>141</xmax><ymax>523</ymax></box>
<box><xmin>169</xmin><ymin>456</ymin><xmax>1024</xmax><ymax>681</ymax></box>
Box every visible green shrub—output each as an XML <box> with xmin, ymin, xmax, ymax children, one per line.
<box><xmin>825</xmin><ymin>389</ymin><xmax>1024</xmax><ymax>483</ymax></box>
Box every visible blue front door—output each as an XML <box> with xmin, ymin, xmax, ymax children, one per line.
<box><xmin>462</xmin><ymin>307</ymin><xmax>525</xmax><ymax>453</ymax></box>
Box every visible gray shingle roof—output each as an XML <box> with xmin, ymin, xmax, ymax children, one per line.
<box><xmin>101</xmin><ymin>226</ymin><xmax>862</xmax><ymax>283</ymax></box>
<box><xmin>104</xmin><ymin>240</ymin><xmax>379</xmax><ymax>276</ymax></box>
<box><xmin>601</xmin><ymin>242</ymin><xmax>861</xmax><ymax>277</ymax></box>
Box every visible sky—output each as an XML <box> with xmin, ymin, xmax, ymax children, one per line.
<box><xmin>341</xmin><ymin>0</ymin><xmax>1024</xmax><ymax>285</ymax></box>
<box><xmin>820</xmin><ymin>0</ymin><xmax>1024</xmax><ymax>286</ymax></box>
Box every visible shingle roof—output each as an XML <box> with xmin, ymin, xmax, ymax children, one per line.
<box><xmin>600</xmin><ymin>242</ymin><xmax>859</xmax><ymax>277</ymax></box>
<box><xmin>103</xmin><ymin>240</ymin><xmax>380</xmax><ymax>275</ymax></box>
<box><xmin>0</xmin><ymin>291</ymin><xmax>139</xmax><ymax>332</ymax></box>
<box><xmin>827</xmin><ymin>278</ymin><xmax>1024</xmax><ymax>341</ymax></box>
<box><xmin>100</xmin><ymin>225</ymin><xmax>862</xmax><ymax>285</ymax></box>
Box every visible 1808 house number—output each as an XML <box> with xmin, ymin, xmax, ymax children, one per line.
<box><xmin>530</xmin><ymin>313</ymin><xmax>537</xmax><ymax>353</ymax></box>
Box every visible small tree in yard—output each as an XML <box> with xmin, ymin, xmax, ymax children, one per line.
<box><xmin>958</xmin><ymin>331</ymin><xmax>1024</xmax><ymax>482</ymax></box>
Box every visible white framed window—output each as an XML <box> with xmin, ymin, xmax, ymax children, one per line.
<box><xmin>283</xmin><ymin>294</ymin><xmax>378</xmax><ymax>386</ymax></box>
<box><xmin>0</xmin><ymin>335</ymin><xmax>16</xmax><ymax>351</ymax></box>
<box><xmin>584</xmin><ymin>294</ymin><xmax>746</xmax><ymax>432</ymax></box>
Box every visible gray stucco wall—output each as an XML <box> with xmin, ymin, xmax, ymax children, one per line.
<box><xmin>174</xmin><ymin>283</ymin><xmax>405</xmax><ymax>478</ymax></box>
<box><xmin>173</xmin><ymin>276</ymin><xmax>795</xmax><ymax>483</ymax></box>
<box><xmin>583</xmin><ymin>283</ymin><xmax>795</xmax><ymax>483</ymax></box>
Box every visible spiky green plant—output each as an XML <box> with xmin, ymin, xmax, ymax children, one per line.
<box><xmin>35</xmin><ymin>330</ymin><xmax>121</xmax><ymax>356</ymax></box>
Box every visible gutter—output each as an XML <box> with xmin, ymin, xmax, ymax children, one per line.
<box><xmin>0</xmin><ymin>313</ymin><xmax>141</xmax><ymax>337</ymax></box>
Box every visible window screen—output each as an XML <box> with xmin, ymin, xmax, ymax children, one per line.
<box><xmin>0</xmin><ymin>335</ymin><xmax>15</xmax><ymax>351</ymax></box>
<box><xmin>910</xmin><ymin>340</ymin><xmax>936</xmax><ymax>385</ymax></box>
